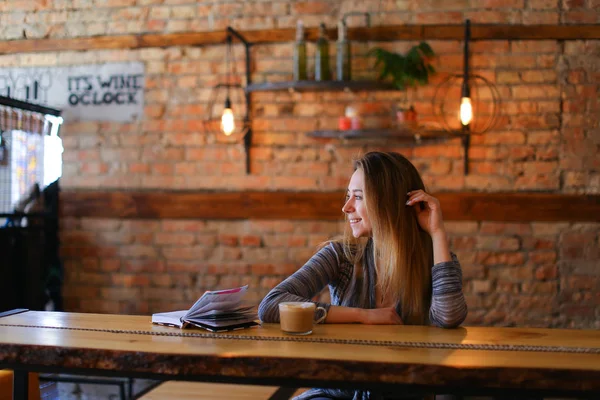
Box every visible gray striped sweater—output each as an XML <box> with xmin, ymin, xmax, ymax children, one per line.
<box><xmin>258</xmin><ymin>240</ymin><xmax>468</xmax><ymax>400</ymax></box>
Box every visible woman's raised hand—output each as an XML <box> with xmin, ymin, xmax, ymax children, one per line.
<box><xmin>360</xmin><ymin>307</ymin><xmax>403</xmax><ymax>325</ymax></box>
<box><xmin>406</xmin><ymin>189</ymin><xmax>445</xmax><ymax>237</ymax></box>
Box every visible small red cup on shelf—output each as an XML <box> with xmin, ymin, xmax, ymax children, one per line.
<box><xmin>338</xmin><ymin>116</ymin><xmax>351</xmax><ymax>130</ymax></box>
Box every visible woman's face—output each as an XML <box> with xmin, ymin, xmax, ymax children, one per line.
<box><xmin>342</xmin><ymin>169</ymin><xmax>372</xmax><ymax>238</ymax></box>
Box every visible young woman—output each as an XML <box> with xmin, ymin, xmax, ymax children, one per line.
<box><xmin>258</xmin><ymin>151</ymin><xmax>467</xmax><ymax>399</ymax></box>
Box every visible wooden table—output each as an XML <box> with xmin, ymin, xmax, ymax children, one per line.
<box><xmin>1</xmin><ymin>310</ymin><xmax>600</xmax><ymax>399</ymax></box>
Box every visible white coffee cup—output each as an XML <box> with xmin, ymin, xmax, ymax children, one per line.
<box><xmin>278</xmin><ymin>302</ymin><xmax>326</xmax><ymax>335</ymax></box>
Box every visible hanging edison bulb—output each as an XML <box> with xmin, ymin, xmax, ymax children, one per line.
<box><xmin>459</xmin><ymin>98</ymin><xmax>472</xmax><ymax>126</ymax></box>
<box><xmin>203</xmin><ymin>34</ymin><xmax>249</xmax><ymax>140</ymax></box>
<box><xmin>220</xmin><ymin>98</ymin><xmax>235</xmax><ymax>136</ymax></box>
<box><xmin>459</xmin><ymin>86</ymin><xmax>473</xmax><ymax>126</ymax></box>
<box><xmin>432</xmin><ymin>73</ymin><xmax>500</xmax><ymax>135</ymax></box>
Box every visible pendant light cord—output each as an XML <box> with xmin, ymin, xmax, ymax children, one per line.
<box><xmin>225</xmin><ymin>34</ymin><xmax>232</xmax><ymax>101</ymax></box>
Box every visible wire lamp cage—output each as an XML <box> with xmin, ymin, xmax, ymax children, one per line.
<box><xmin>432</xmin><ymin>74</ymin><xmax>501</xmax><ymax>135</ymax></box>
<box><xmin>204</xmin><ymin>32</ymin><xmax>250</xmax><ymax>141</ymax></box>
<box><xmin>432</xmin><ymin>19</ymin><xmax>502</xmax><ymax>174</ymax></box>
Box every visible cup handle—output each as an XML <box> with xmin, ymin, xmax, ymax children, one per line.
<box><xmin>314</xmin><ymin>306</ymin><xmax>327</xmax><ymax>324</ymax></box>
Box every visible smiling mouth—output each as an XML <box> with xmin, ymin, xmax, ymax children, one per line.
<box><xmin>349</xmin><ymin>218</ymin><xmax>361</xmax><ymax>224</ymax></box>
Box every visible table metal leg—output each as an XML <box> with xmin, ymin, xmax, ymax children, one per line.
<box><xmin>119</xmin><ymin>381</ymin><xmax>127</xmax><ymax>400</ymax></box>
<box><xmin>13</xmin><ymin>370</ymin><xmax>29</xmax><ymax>400</ymax></box>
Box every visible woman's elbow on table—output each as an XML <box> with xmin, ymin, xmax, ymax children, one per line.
<box><xmin>258</xmin><ymin>291</ymin><xmax>282</xmax><ymax>323</ymax></box>
<box><xmin>434</xmin><ymin>304</ymin><xmax>468</xmax><ymax>329</ymax></box>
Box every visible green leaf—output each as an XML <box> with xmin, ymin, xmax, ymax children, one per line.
<box><xmin>369</xmin><ymin>43</ymin><xmax>437</xmax><ymax>90</ymax></box>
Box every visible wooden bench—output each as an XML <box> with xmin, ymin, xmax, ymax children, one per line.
<box><xmin>138</xmin><ymin>381</ymin><xmax>308</xmax><ymax>400</ymax></box>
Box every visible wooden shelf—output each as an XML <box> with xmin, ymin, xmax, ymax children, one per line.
<box><xmin>61</xmin><ymin>190</ymin><xmax>600</xmax><ymax>222</ymax></box>
<box><xmin>2</xmin><ymin>25</ymin><xmax>600</xmax><ymax>55</ymax></box>
<box><xmin>245</xmin><ymin>80</ymin><xmax>396</xmax><ymax>93</ymax></box>
<box><xmin>307</xmin><ymin>128</ymin><xmax>466</xmax><ymax>143</ymax></box>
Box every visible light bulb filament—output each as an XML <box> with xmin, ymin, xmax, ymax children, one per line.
<box><xmin>221</xmin><ymin>108</ymin><xmax>235</xmax><ymax>136</ymax></box>
<box><xmin>460</xmin><ymin>97</ymin><xmax>472</xmax><ymax>126</ymax></box>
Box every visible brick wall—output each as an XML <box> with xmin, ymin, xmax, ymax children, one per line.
<box><xmin>1</xmin><ymin>1</ymin><xmax>598</xmax><ymax>328</ymax></box>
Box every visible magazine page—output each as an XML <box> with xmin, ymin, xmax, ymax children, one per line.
<box><xmin>187</xmin><ymin>306</ymin><xmax>256</xmax><ymax>321</ymax></box>
<box><xmin>151</xmin><ymin>310</ymin><xmax>187</xmax><ymax>328</ymax></box>
<box><xmin>185</xmin><ymin>285</ymin><xmax>249</xmax><ymax>319</ymax></box>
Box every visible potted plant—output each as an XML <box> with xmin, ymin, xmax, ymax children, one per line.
<box><xmin>369</xmin><ymin>42</ymin><xmax>436</xmax><ymax>128</ymax></box>
<box><xmin>369</xmin><ymin>42</ymin><xmax>436</xmax><ymax>90</ymax></box>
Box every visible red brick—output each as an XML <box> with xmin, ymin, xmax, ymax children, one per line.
<box><xmin>151</xmin><ymin>274</ymin><xmax>172</xmax><ymax>287</ymax></box>
<box><xmin>155</xmin><ymin>232</ymin><xmax>195</xmax><ymax>246</ymax></box>
<box><xmin>477</xmin><ymin>237</ymin><xmax>521</xmax><ymax>251</ymax></box>
<box><xmin>451</xmin><ymin>237</ymin><xmax>476</xmax><ymax>250</ymax></box>
<box><xmin>482</xmin><ymin>310</ymin><xmax>510</xmax><ymax>325</ymax></box>
<box><xmin>461</xmin><ymin>262</ymin><xmax>486</xmax><ymax>280</ymax></box>
<box><xmin>529</xmin><ymin>251</ymin><xmax>557</xmax><ymax>264</ymax></box>
<box><xmin>521</xmin><ymin>70</ymin><xmax>557</xmax><ymax>83</ymax></box>
<box><xmin>166</xmin><ymin>261</ymin><xmax>202</xmax><ymax>273</ymax></box>
<box><xmin>123</xmin><ymin>260</ymin><xmax>165</xmax><ymax>273</ymax></box>
<box><xmin>77</xmin><ymin>272</ymin><xmax>111</xmax><ymax>286</ymax></box>
<box><xmin>118</xmin><ymin>245</ymin><xmax>158</xmax><ymax>258</ymax></box>
<box><xmin>162</xmin><ymin>246</ymin><xmax>210</xmax><ymax>260</ymax></box>
<box><xmin>497</xmin><ymin>71</ymin><xmax>520</xmax><ymax>84</ymax></box>
<box><xmin>129</xmin><ymin>163</ymin><xmax>150</xmax><ymax>174</ymax></box>
<box><xmin>98</xmin><ymin>259</ymin><xmax>120</xmax><ymax>272</ymax></box>
<box><xmin>472</xmin><ymin>280</ymin><xmax>493</xmax><ymax>293</ymax></box>
<box><xmin>415</xmin><ymin>12</ymin><xmax>464</xmax><ymax>24</ymax></box>
<box><xmin>477</xmin><ymin>251</ymin><xmax>526</xmax><ymax>266</ymax></box>
<box><xmin>512</xmin><ymin>85</ymin><xmax>560</xmax><ymax>99</ymax></box>
<box><xmin>567</xmin><ymin>69</ymin><xmax>586</xmax><ymax>84</ymax></box>
<box><xmin>567</xmin><ymin>276</ymin><xmax>597</xmax><ymax>290</ymax></box>
<box><xmin>465</xmin><ymin>175</ymin><xmax>512</xmax><ymax>190</ymax></box>
<box><xmin>522</xmin><ymin>11</ymin><xmax>559</xmax><ymax>24</ymax></box>
<box><xmin>218</xmin><ymin>234</ymin><xmax>239</xmax><ymax>246</ymax></box>
<box><xmin>241</xmin><ymin>235</ymin><xmax>262</xmax><ymax>247</ymax></box>
<box><xmin>62</xmin><ymin>231</ymin><xmax>98</xmax><ymax>244</ymax></box>
<box><xmin>508</xmin><ymin>146</ymin><xmax>535</xmax><ymax>161</ymax></box>
<box><xmin>535</xmin><ymin>265</ymin><xmax>558</xmax><ymax>280</ymax></box>
<box><xmin>272</xmin><ymin>176</ymin><xmax>319</xmax><ymax>190</ymax></box>
<box><xmin>151</xmin><ymin>163</ymin><xmax>175</xmax><ymax>175</ymax></box>
<box><xmin>79</xmin><ymin>299</ymin><xmax>121</xmax><ymax>314</ymax></box>
<box><xmin>512</xmin><ymin>40</ymin><xmax>558</xmax><ymax>53</ymax></box>
<box><xmin>81</xmin><ymin>218</ymin><xmax>121</xmax><ymax>231</ymax></box>
<box><xmin>523</xmin><ymin>238</ymin><xmax>555</xmax><ymax>250</ymax></box>
<box><xmin>495</xmin><ymin>281</ymin><xmax>519</xmax><ymax>293</ymax></box>
<box><xmin>287</xmin><ymin>236</ymin><xmax>307</xmax><ymax>247</ymax></box>
<box><xmin>465</xmin><ymin>10</ymin><xmax>519</xmax><ymax>23</ymax></box>
<box><xmin>444</xmin><ymin>222</ymin><xmax>479</xmax><ymax>235</ymax></box>
<box><xmin>193</xmin><ymin>234</ymin><xmax>215</xmax><ymax>246</ymax></box>
<box><xmin>112</xmin><ymin>274</ymin><xmax>150</xmax><ymax>287</ymax></box>
<box><xmin>63</xmin><ymin>286</ymin><xmax>100</xmax><ymax>299</ymax></box>
<box><xmin>514</xmin><ymin>174</ymin><xmax>560</xmax><ymax>190</ymax></box>
<box><xmin>563</xmin><ymin>11</ymin><xmax>599</xmax><ymax>23</ymax></box>
<box><xmin>143</xmin><ymin>288</ymin><xmax>185</xmax><ymax>301</ymax></box>
<box><xmin>469</xmin><ymin>161</ymin><xmax>507</xmax><ymax>175</ymax></box>
<box><xmin>528</xmin><ymin>0</ymin><xmax>556</xmax><ymax>9</ymax></box>
<box><xmin>519</xmin><ymin>161</ymin><xmax>557</xmax><ymax>174</ymax></box>
<box><xmin>221</xmin><ymin>248</ymin><xmax>243</xmax><ymax>261</ymax></box>
<box><xmin>161</xmin><ymin>220</ymin><xmax>206</xmax><ymax>232</ymax></box>
<box><xmin>515</xmin><ymin>295</ymin><xmax>555</xmax><ymax>311</ymax></box>
<box><xmin>98</xmin><ymin>231</ymin><xmax>134</xmax><ymax>245</ymax></box>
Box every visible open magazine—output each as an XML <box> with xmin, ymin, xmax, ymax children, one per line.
<box><xmin>151</xmin><ymin>285</ymin><xmax>259</xmax><ymax>332</ymax></box>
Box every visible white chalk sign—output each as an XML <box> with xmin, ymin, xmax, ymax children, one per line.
<box><xmin>0</xmin><ymin>62</ymin><xmax>145</xmax><ymax>122</ymax></box>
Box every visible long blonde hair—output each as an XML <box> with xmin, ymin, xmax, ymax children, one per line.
<box><xmin>342</xmin><ymin>151</ymin><xmax>433</xmax><ymax>325</ymax></box>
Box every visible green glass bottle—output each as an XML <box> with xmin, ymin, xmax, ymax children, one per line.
<box><xmin>315</xmin><ymin>23</ymin><xmax>331</xmax><ymax>81</ymax></box>
<box><xmin>293</xmin><ymin>20</ymin><xmax>307</xmax><ymax>81</ymax></box>
<box><xmin>336</xmin><ymin>20</ymin><xmax>351</xmax><ymax>81</ymax></box>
